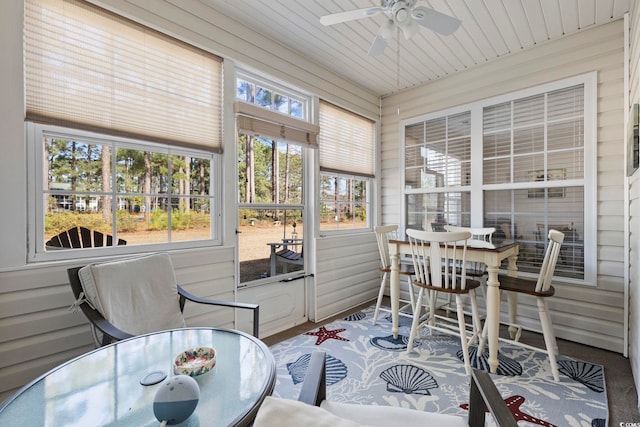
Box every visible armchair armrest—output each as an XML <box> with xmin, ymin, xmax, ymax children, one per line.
<box><xmin>469</xmin><ymin>369</ymin><xmax>517</xmax><ymax>427</ymax></box>
<box><xmin>177</xmin><ymin>285</ymin><xmax>260</xmax><ymax>338</ymax></box>
<box><xmin>298</xmin><ymin>351</ymin><xmax>326</xmax><ymax>406</ymax></box>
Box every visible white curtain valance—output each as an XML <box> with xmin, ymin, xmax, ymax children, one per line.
<box><xmin>234</xmin><ymin>101</ymin><xmax>319</xmax><ymax>148</ymax></box>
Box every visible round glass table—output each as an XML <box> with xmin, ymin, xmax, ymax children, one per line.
<box><xmin>0</xmin><ymin>328</ymin><xmax>276</xmax><ymax>426</ymax></box>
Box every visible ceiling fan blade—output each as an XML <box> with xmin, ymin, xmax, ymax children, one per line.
<box><xmin>320</xmin><ymin>7</ymin><xmax>383</xmax><ymax>26</ymax></box>
<box><xmin>411</xmin><ymin>6</ymin><xmax>461</xmax><ymax>36</ymax></box>
<box><xmin>368</xmin><ymin>34</ymin><xmax>387</xmax><ymax>57</ymax></box>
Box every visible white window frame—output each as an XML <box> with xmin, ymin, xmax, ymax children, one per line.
<box><xmin>400</xmin><ymin>73</ymin><xmax>596</xmax><ymax>286</ymax></box>
<box><xmin>27</xmin><ymin>123</ymin><xmax>222</xmax><ymax>262</ymax></box>
<box><xmin>236</xmin><ymin>69</ymin><xmax>311</xmax><ymax>121</ymax></box>
<box><xmin>318</xmin><ymin>171</ymin><xmax>373</xmax><ymax>235</ymax></box>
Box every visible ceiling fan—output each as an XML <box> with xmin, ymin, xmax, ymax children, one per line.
<box><xmin>319</xmin><ymin>0</ymin><xmax>461</xmax><ymax>56</ymax></box>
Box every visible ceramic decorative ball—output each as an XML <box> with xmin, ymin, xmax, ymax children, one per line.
<box><xmin>153</xmin><ymin>374</ymin><xmax>200</xmax><ymax>425</ymax></box>
<box><xmin>173</xmin><ymin>347</ymin><xmax>216</xmax><ymax>377</ymax></box>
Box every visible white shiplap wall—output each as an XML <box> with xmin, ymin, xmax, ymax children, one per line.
<box><xmin>380</xmin><ymin>20</ymin><xmax>627</xmax><ymax>352</ymax></box>
<box><xmin>0</xmin><ymin>0</ymin><xmax>380</xmax><ymax>401</ymax></box>
<box><xmin>627</xmin><ymin>0</ymin><xmax>640</xmax><ymax>405</ymax></box>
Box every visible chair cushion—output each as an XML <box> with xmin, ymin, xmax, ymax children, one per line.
<box><xmin>77</xmin><ymin>253</ymin><xmax>186</xmax><ymax>337</ymax></box>
<box><xmin>253</xmin><ymin>397</ymin><xmax>364</xmax><ymax>427</ymax></box>
<box><xmin>320</xmin><ymin>400</ymin><xmax>467</xmax><ymax>427</ymax></box>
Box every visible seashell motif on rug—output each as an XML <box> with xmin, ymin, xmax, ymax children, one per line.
<box><xmin>270</xmin><ymin>306</ymin><xmax>608</xmax><ymax>426</ymax></box>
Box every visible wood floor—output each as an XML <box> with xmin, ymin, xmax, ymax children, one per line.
<box><xmin>263</xmin><ymin>298</ymin><xmax>640</xmax><ymax>424</ymax></box>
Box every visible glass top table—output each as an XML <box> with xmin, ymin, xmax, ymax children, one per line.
<box><xmin>0</xmin><ymin>328</ymin><xmax>276</xmax><ymax>426</ymax></box>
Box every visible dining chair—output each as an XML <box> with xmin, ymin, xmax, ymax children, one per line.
<box><xmin>372</xmin><ymin>225</ymin><xmax>417</xmax><ymax>325</ymax></box>
<box><xmin>442</xmin><ymin>225</ymin><xmax>495</xmax><ymax>317</ymax></box>
<box><xmin>68</xmin><ymin>252</ymin><xmax>259</xmax><ymax>346</ymax></box>
<box><xmin>479</xmin><ymin>229</ymin><xmax>565</xmax><ymax>381</ymax></box>
<box><xmin>405</xmin><ymin>229</ymin><xmax>483</xmax><ymax>375</ymax></box>
<box><xmin>443</xmin><ymin>225</ymin><xmax>495</xmax><ymax>277</ymax></box>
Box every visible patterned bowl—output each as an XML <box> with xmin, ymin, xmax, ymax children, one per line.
<box><xmin>173</xmin><ymin>347</ymin><xmax>216</xmax><ymax>376</ymax></box>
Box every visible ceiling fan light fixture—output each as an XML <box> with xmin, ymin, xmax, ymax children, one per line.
<box><xmin>401</xmin><ymin>18</ymin><xmax>418</xmax><ymax>40</ymax></box>
<box><xmin>380</xmin><ymin>19</ymin><xmax>395</xmax><ymax>39</ymax></box>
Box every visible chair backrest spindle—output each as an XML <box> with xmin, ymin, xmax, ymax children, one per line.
<box><xmin>407</xmin><ymin>229</ymin><xmax>472</xmax><ymax>291</ymax></box>
<box><xmin>535</xmin><ymin>229</ymin><xmax>565</xmax><ymax>293</ymax></box>
<box><xmin>374</xmin><ymin>225</ymin><xmax>399</xmax><ymax>270</ymax></box>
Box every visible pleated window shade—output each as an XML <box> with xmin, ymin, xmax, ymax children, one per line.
<box><xmin>319</xmin><ymin>101</ymin><xmax>375</xmax><ymax>177</ymax></box>
<box><xmin>24</xmin><ymin>0</ymin><xmax>223</xmax><ymax>152</ymax></box>
<box><xmin>234</xmin><ymin>101</ymin><xmax>319</xmax><ymax>148</ymax></box>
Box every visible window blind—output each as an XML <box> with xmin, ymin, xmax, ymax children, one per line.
<box><xmin>234</xmin><ymin>101</ymin><xmax>319</xmax><ymax>148</ymax></box>
<box><xmin>319</xmin><ymin>101</ymin><xmax>375</xmax><ymax>177</ymax></box>
<box><xmin>24</xmin><ymin>0</ymin><xmax>223</xmax><ymax>152</ymax></box>
<box><xmin>482</xmin><ymin>84</ymin><xmax>584</xmax><ymax>185</ymax></box>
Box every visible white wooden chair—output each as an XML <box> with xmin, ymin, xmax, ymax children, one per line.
<box><xmin>443</xmin><ymin>225</ymin><xmax>495</xmax><ymax>315</ymax></box>
<box><xmin>373</xmin><ymin>225</ymin><xmax>416</xmax><ymax>324</ymax></box>
<box><xmin>479</xmin><ymin>229</ymin><xmax>565</xmax><ymax>381</ymax></box>
<box><xmin>405</xmin><ymin>229</ymin><xmax>483</xmax><ymax>375</ymax></box>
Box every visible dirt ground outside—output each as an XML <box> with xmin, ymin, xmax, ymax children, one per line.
<box><xmin>118</xmin><ymin>222</ymin><xmax>302</xmax><ymax>282</ymax></box>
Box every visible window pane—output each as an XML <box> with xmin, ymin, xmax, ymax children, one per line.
<box><xmin>238</xmin><ymin>208</ymin><xmax>303</xmax><ymax>283</ymax></box>
<box><xmin>42</xmin><ymin>130</ymin><xmax>215</xmax><ymax>252</ymax></box>
<box><xmin>236</xmin><ymin>79</ymin><xmax>255</xmax><ymax>103</ymax></box>
<box><xmin>319</xmin><ymin>174</ymin><xmax>369</xmax><ymax>231</ymax></box>
<box><xmin>405</xmin><ymin>192</ymin><xmax>470</xmax><ymax>232</ymax></box>
<box><xmin>513</xmin><ymin>126</ymin><xmax>544</xmax><ymax>154</ymax></box>
<box><xmin>256</xmin><ymin>87</ymin><xmax>272</xmax><ymax>108</ymax></box>
<box><xmin>46</xmin><ymin>138</ymin><xmax>107</xmax><ymax>191</ymax></box>
<box><xmin>237</xmin><ymin>136</ymin><xmax>303</xmax><ymax>204</ymax></box>
<box><xmin>483</xmin><ymin>130</ymin><xmax>511</xmax><ymax>158</ymax></box>
<box><xmin>274</xmin><ymin>93</ymin><xmax>289</xmax><ymax>113</ymax></box>
<box><xmin>484</xmin><ymin>188</ymin><xmax>584</xmax><ymax>279</ymax></box>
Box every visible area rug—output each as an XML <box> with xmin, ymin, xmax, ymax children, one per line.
<box><xmin>268</xmin><ymin>306</ymin><xmax>608</xmax><ymax>427</ymax></box>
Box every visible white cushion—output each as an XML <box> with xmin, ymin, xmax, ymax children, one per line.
<box><xmin>253</xmin><ymin>397</ymin><xmax>365</xmax><ymax>427</ymax></box>
<box><xmin>78</xmin><ymin>253</ymin><xmax>186</xmax><ymax>339</ymax></box>
<box><xmin>320</xmin><ymin>400</ymin><xmax>468</xmax><ymax>427</ymax></box>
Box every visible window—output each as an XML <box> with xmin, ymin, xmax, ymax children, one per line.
<box><xmin>235</xmin><ymin>72</ymin><xmax>316</xmax><ymax>284</ymax></box>
<box><xmin>318</xmin><ymin>101</ymin><xmax>375</xmax><ymax>232</ymax></box>
<box><xmin>404</xmin><ymin>111</ymin><xmax>471</xmax><ymax>231</ymax></box>
<box><xmin>236</xmin><ymin>72</ymin><xmax>307</xmax><ymax>119</ymax></box>
<box><xmin>319</xmin><ymin>174</ymin><xmax>370</xmax><ymax>231</ymax></box>
<box><xmin>25</xmin><ymin>0</ymin><xmax>222</xmax><ymax>261</ymax></box>
<box><xmin>402</xmin><ymin>74</ymin><xmax>595</xmax><ymax>284</ymax></box>
<box><xmin>29</xmin><ymin>124</ymin><xmax>218</xmax><ymax>260</ymax></box>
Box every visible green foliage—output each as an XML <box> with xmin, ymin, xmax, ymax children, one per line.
<box><xmin>148</xmin><ymin>209</ymin><xmax>209</xmax><ymax>231</ymax></box>
<box><xmin>45</xmin><ymin>212</ymin><xmax>110</xmax><ymax>235</ymax></box>
<box><xmin>148</xmin><ymin>209</ymin><xmax>168</xmax><ymax>231</ymax></box>
<box><xmin>116</xmin><ymin>210</ymin><xmax>138</xmax><ymax>232</ymax></box>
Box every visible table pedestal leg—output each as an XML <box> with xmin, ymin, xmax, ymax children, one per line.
<box><xmin>390</xmin><ymin>252</ymin><xmax>400</xmax><ymax>339</ymax></box>
<box><xmin>485</xmin><ymin>265</ymin><xmax>500</xmax><ymax>374</ymax></box>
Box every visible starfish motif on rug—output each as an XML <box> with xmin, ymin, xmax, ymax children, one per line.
<box><xmin>304</xmin><ymin>326</ymin><xmax>349</xmax><ymax>345</ymax></box>
<box><xmin>460</xmin><ymin>395</ymin><xmax>557</xmax><ymax>427</ymax></box>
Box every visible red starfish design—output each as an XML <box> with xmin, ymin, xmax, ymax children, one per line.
<box><xmin>304</xmin><ymin>326</ymin><xmax>349</xmax><ymax>345</ymax></box>
<box><xmin>460</xmin><ymin>395</ymin><xmax>556</xmax><ymax>427</ymax></box>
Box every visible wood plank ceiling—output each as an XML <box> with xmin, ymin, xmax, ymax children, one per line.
<box><xmin>198</xmin><ymin>0</ymin><xmax>629</xmax><ymax>97</ymax></box>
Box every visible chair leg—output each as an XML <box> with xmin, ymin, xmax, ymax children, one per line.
<box><xmin>406</xmin><ymin>287</ymin><xmax>425</xmax><ymax>354</ymax></box>
<box><xmin>477</xmin><ymin>321</ymin><xmax>488</xmax><ymax>355</ymax></box>
<box><xmin>406</xmin><ymin>276</ymin><xmax>416</xmax><ymax>313</ymax></box>
<box><xmin>537</xmin><ymin>298</ymin><xmax>560</xmax><ymax>381</ymax></box>
<box><xmin>455</xmin><ymin>294</ymin><xmax>472</xmax><ymax>375</ymax></box>
<box><xmin>373</xmin><ymin>272</ymin><xmax>388</xmax><ymax>325</ymax></box>
<box><xmin>507</xmin><ymin>292</ymin><xmax>518</xmax><ymax>339</ymax></box>
<box><xmin>469</xmin><ymin>289</ymin><xmax>482</xmax><ymax>339</ymax></box>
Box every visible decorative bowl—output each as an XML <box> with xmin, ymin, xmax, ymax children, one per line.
<box><xmin>173</xmin><ymin>347</ymin><xmax>216</xmax><ymax>376</ymax></box>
